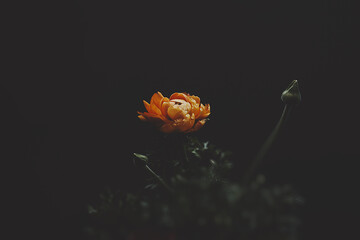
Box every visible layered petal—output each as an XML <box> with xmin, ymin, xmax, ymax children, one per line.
<box><xmin>137</xmin><ymin>111</ymin><xmax>167</xmax><ymax>124</ymax></box>
<box><xmin>187</xmin><ymin>95</ymin><xmax>201</xmax><ymax>116</ymax></box>
<box><xmin>186</xmin><ymin>119</ymin><xmax>207</xmax><ymax>133</ymax></box>
<box><xmin>138</xmin><ymin>114</ymin><xmax>146</xmax><ymax>121</ymax></box>
<box><xmin>167</xmin><ymin>99</ymin><xmax>191</xmax><ymax>120</ymax></box>
<box><xmin>142</xmin><ymin>100</ymin><xmax>151</xmax><ymax>113</ymax></box>
<box><xmin>159</xmin><ymin>122</ymin><xmax>177</xmax><ymax>133</ymax></box>
<box><xmin>159</xmin><ymin>97</ymin><xmax>170</xmax><ymax>118</ymax></box>
<box><xmin>161</xmin><ymin>101</ymin><xmax>173</xmax><ymax>119</ymax></box>
<box><xmin>197</xmin><ymin>104</ymin><xmax>211</xmax><ymax>119</ymax></box>
<box><xmin>138</xmin><ymin>91</ymin><xmax>210</xmax><ymax>133</ymax></box>
<box><xmin>148</xmin><ymin>92</ymin><xmax>163</xmax><ymax>115</ymax></box>
<box><xmin>150</xmin><ymin>92</ymin><xmax>164</xmax><ymax>108</ymax></box>
<box><xmin>170</xmin><ymin>92</ymin><xmax>188</xmax><ymax>102</ymax></box>
<box><xmin>150</xmin><ymin>102</ymin><xmax>162</xmax><ymax>116</ymax></box>
<box><xmin>160</xmin><ymin>113</ymin><xmax>195</xmax><ymax>133</ymax></box>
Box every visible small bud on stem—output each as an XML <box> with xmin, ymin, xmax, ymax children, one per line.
<box><xmin>281</xmin><ymin>80</ymin><xmax>301</xmax><ymax>105</ymax></box>
<box><xmin>243</xmin><ymin>80</ymin><xmax>301</xmax><ymax>184</ymax></box>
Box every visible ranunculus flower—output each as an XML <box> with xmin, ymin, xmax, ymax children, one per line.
<box><xmin>138</xmin><ymin>92</ymin><xmax>210</xmax><ymax>133</ymax></box>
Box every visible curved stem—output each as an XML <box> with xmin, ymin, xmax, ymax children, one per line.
<box><xmin>145</xmin><ymin>164</ymin><xmax>174</xmax><ymax>193</ymax></box>
<box><xmin>243</xmin><ymin>104</ymin><xmax>293</xmax><ymax>184</ymax></box>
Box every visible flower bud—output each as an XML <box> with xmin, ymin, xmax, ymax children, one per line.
<box><xmin>281</xmin><ymin>80</ymin><xmax>301</xmax><ymax>105</ymax></box>
<box><xmin>133</xmin><ymin>153</ymin><xmax>149</xmax><ymax>166</ymax></box>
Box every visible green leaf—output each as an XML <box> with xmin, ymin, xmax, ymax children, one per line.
<box><xmin>87</xmin><ymin>205</ymin><xmax>98</xmax><ymax>214</ymax></box>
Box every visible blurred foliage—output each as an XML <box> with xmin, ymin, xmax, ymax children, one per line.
<box><xmin>84</xmin><ymin>135</ymin><xmax>303</xmax><ymax>240</ymax></box>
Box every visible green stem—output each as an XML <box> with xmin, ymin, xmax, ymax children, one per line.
<box><xmin>183</xmin><ymin>142</ymin><xmax>189</xmax><ymax>162</ymax></box>
<box><xmin>243</xmin><ymin>104</ymin><xmax>293</xmax><ymax>184</ymax></box>
<box><xmin>145</xmin><ymin>164</ymin><xmax>174</xmax><ymax>193</ymax></box>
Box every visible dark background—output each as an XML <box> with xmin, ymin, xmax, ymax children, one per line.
<box><xmin>3</xmin><ymin>0</ymin><xmax>359</xmax><ymax>239</ymax></box>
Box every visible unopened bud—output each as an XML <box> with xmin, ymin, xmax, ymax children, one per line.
<box><xmin>281</xmin><ymin>80</ymin><xmax>301</xmax><ymax>105</ymax></box>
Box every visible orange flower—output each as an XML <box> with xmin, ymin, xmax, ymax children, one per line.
<box><xmin>138</xmin><ymin>92</ymin><xmax>210</xmax><ymax>133</ymax></box>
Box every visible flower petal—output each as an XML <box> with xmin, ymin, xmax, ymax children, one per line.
<box><xmin>148</xmin><ymin>92</ymin><xmax>164</xmax><ymax>116</ymax></box>
<box><xmin>167</xmin><ymin>100</ymin><xmax>191</xmax><ymax>120</ymax></box>
<box><xmin>189</xmin><ymin>95</ymin><xmax>200</xmax><ymax>105</ymax></box>
<box><xmin>140</xmin><ymin>111</ymin><xmax>167</xmax><ymax>123</ymax></box>
<box><xmin>170</xmin><ymin>92</ymin><xmax>188</xmax><ymax>101</ymax></box>
<box><xmin>186</xmin><ymin>119</ymin><xmax>207</xmax><ymax>133</ymax></box>
<box><xmin>150</xmin><ymin>92</ymin><xmax>164</xmax><ymax>109</ymax></box>
<box><xmin>143</xmin><ymin>100</ymin><xmax>151</xmax><ymax>112</ymax></box>
<box><xmin>160</xmin><ymin>97</ymin><xmax>170</xmax><ymax>118</ymax></box>
<box><xmin>159</xmin><ymin>113</ymin><xmax>195</xmax><ymax>133</ymax></box>
<box><xmin>138</xmin><ymin>114</ymin><xmax>146</xmax><ymax>121</ymax></box>
<box><xmin>159</xmin><ymin>122</ymin><xmax>177</xmax><ymax>133</ymax></box>
<box><xmin>197</xmin><ymin>104</ymin><xmax>211</xmax><ymax>119</ymax></box>
<box><xmin>176</xmin><ymin>113</ymin><xmax>195</xmax><ymax>132</ymax></box>
<box><xmin>196</xmin><ymin>104</ymin><xmax>205</xmax><ymax>119</ymax></box>
<box><xmin>162</xmin><ymin>101</ymin><xmax>174</xmax><ymax>119</ymax></box>
<box><xmin>188</xmin><ymin>95</ymin><xmax>201</xmax><ymax>116</ymax></box>
<box><xmin>150</xmin><ymin>102</ymin><xmax>163</xmax><ymax>116</ymax></box>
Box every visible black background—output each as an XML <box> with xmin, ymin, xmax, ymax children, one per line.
<box><xmin>3</xmin><ymin>0</ymin><xmax>360</xmax><ymax>239</ymax></box>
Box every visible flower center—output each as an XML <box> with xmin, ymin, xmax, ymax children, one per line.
<box><xmin>167</xmin><ymin>99</ymin><xmax>191</xmax><ymax>120</ymax></box>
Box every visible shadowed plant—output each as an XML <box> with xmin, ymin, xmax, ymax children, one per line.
<box><xmin>84</xmin><ymin>81</ymin><xmax>303</xmax><ymax>240</ymax></box>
